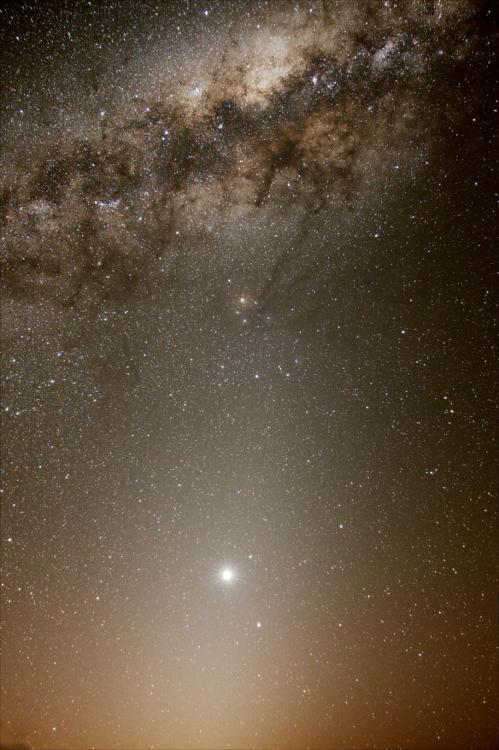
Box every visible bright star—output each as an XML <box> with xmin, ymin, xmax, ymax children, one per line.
<box><xmin>221</xmin><ymin>567</ymin><xmax>234</xmax><ymax>582</ymax></box>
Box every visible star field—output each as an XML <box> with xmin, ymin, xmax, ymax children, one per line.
<box><xmin>0</xmin><ymin>1</ymin><xmax>497</xmax><ymax>749</ymax></box>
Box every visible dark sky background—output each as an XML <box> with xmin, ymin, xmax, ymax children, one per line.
<box><xmin>0</xmin><ymin>1</ymin><xmax>497</xmax><ymax>749</ymax></box>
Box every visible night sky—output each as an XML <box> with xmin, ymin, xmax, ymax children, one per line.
<box><xmin>0</xmin><ymin>1</ymin><xmax>498</xmax><ymax>749</ymax></box>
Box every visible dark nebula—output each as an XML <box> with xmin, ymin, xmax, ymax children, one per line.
<box><xmin>0</xmin><ymin>1</ymin><xmax>497</xmax><ymax>749</ymax></box>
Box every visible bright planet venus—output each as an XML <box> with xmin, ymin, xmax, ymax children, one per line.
<box><xmin>0</xmin><ymin>1</ymin><xmax>497</xmax><ymax>750</ymax></box>
<box><xmin>221</xmin><ymin>568</ymin><xmax>234</xmax><ymax>583</ymax></box>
